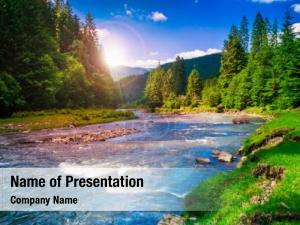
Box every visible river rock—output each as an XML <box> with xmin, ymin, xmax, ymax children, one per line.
<box><xmin>212</xmin><ymin>149</ymin><xmax>222</xmax><ymax>157</ymax></box>
<box><xmin>218</xmin><ymin>152</ymin><xmax>233</xmax><ymax>163</ymax></box>
<box><xmin>158</xmin><ymin>214</ymin><xmax>184</xmax><ymax>225</ymax></box>
<box><xmin>196</xmin><ymin>157</ymin><xmax>211</xmax><ymax>164</ymax></box>
<box><xmin>232</xmin><ymin>116</ymin><xmax>250</xmax><ymax>124</ymax></box>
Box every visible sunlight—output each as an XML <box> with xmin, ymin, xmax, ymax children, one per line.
<box><xmin>103</xmin><ymin>41</ymin><xmax>127</xmax><ymax>67</ymax></box>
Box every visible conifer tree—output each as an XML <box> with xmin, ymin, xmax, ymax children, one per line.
<box><xmin>145</xmin><ymin>67</ymin><xmax>165</xmax><ymax>109</ymax></box>
<box><xmin>218</xmin><ymin>25</ymin><xmax>247</xmax><ymax>103</ymax></box>
<box><xmin>273</xmin><ymin>10</ymin><xmax>300</xmax><ymax>108</ymax></box>
<box><xmin>270</xmin><ymin>19</ymin><xmax>278</xmax><ymax>48</ymax></box>
<box><xmin>186</xmin><ymin>69</ymin><xmax>202</xmax><ymax>106</ymax></box>
<box><xmin>239</xmin><ymin>16</ymin><xmax>249</xmax><ymax>52</ymax></box>
<box><xmin>171</xmin><ymin>56</ymin><xmax>186</xmax><ymax>95</ymax></box>
<box><xmin>250</xmin><ymin>12</ymin><xmax>268</xmax><ymax>58</ymax></box>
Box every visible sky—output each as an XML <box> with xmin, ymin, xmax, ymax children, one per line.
<box><xmin>69</xmin><ymin>0</ymin><xmax>300</xmax><ymax>68</ymax></box>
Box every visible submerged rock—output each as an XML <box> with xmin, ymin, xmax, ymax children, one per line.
<box><xmin>196</xmin><ymin>157</ymin><xmax>211</xmax><ymax>164</ymax></box>
<box><xmin>158</xmin><ymin>214</ymin><xmax>184</xmax><ymax>225</ymax></box>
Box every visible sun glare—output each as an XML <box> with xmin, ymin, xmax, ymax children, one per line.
<box><xmin>103</xmin><ymin>41</ymin><xmax>127</xmax><ymax>67</ymax></box>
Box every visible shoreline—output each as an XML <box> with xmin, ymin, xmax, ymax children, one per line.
<box><xmin>0</xmin><ymin>108</ymin><xmax>136</xmax><ymax>134</ymax></box>
<box><xmin>183</xmin><ymin>109</ymin><xmax>300</xmax><ymax>225</ymax></box>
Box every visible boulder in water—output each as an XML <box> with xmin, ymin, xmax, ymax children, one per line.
<box><xmin>196</xmin><ymin>157</ymin><xmax>211</xmax><ymax>164</ymax></box>
<box><xmin>218</xmin><ymin>152</ymin><xmax>233</xmax><ymax>163</ymax></box>
<box><xmin>232</xmin><ymin>116</ymin><xmax>250</xmax><ymax>124</ymax></box>
<box><xmin>158</xmin><ymin>214</ymin><xmax>184</xmax><ymax>225</ymax></box>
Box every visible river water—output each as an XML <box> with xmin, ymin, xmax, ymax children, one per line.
<box><xmin>0</xmin><ymin>112</ymin><xmax>262</xmax><ymax>225</ymax></box>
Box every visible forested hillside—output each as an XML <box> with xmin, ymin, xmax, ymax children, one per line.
<box><xmin>145</xmin><ymin>11</ymin><xmax>300</xmax><ymax>111</ymax></box>
<box><xmin>118</xmin><ymin>75</ymin><xmax>148</xmax><ymax>103</ymax></box>
<box><xmin>161</xmin><ymin>53</ymin><xmax>221</xmax><ymax>80</ymax></box>
<box><xmin>119</xmin><ymin>53</ymin><xmax>221</xmax><ymax>104</ymax></box>
<box><xmin>0</xmin><ymin>0</ymin><xmax>117</xmax><ymax>117</ymax></box>
<box><xmin>110</xmin><ymin>66</ymin><xmax>148</xmax><ymax>81</ymax></box>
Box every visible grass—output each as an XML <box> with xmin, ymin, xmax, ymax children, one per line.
<box><xmin>184</xmin><ymin>109</ymin><xmax>300</xmax><ymax>225</ymax></box>
<box><xmin>0</xmin><ymin>108</ymin><xmax>135</xmax><ymax>133</ymax></box>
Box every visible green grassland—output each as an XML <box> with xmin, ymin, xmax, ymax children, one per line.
<box><xmin>0</xmin><ymin>109</ymin><xmax>135</xmax><ymax>133</ymax></box>
<box><xmin>185</xmin><ymin>109</ymin><xmax>300</xmax><ymax>225</ymax></box>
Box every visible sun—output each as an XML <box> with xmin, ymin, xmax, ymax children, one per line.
<box><xmin>103</xmin><ymin>41</ymin><xmax>127</xmax><ymax>67</ymax></box>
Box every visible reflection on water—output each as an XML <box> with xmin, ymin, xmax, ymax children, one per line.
<box><xmin>0</xmin><ymin>112</ymin><xmax>263</xmax><ymax>224</ymax></box>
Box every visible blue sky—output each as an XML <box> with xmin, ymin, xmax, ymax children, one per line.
<box><xmin>69</xmin><ymin>0</ymin><xmax>300</xmax><ymax>68</ymax></box>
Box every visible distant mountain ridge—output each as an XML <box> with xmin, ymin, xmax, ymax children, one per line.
<box><xmin>118</xmin><ymin>53</ymin><xmax>222</xmax><ymax>103</ymax></box>
<box><xmin>161</xmin><ymin>53</ymin><xmax>221</xmax><ymax>80</ymax></box>
<box><xmin>110</xmin><ymin>66</ymin><xmax>149</xmax><ymax>81</ymax></box>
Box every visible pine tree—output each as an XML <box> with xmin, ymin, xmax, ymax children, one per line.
<box><xmin>162</xmin><ymin>68</ymin><xmax>175</xmax><ymax>100</ymax></box>
<box><xmin>239</xmin><ymin>16</ymin><xmax>249</xmax><ymax>52</ymax></box>
<box><xmin>270</xmin><ymin>19</ymin><xmax>278</xmax><ymax>48</ymax></box>
<box><xmin>186</xmin><ymin>69</ymin><xmax>202</xmax><ymax>106</ymax></box>
<box><xmin>218</xmin><ymin>25</ymin><xmax>247</xmax><ymax>103</ymax></box>
<box><xmin>273</xmin><ymin>10</ymin><xmax>300</xmax><ymax>108</ymax></box>
<box><xmin>171</xmin><ymin>56</ymin><xmax>186</xmax><ymax>95</ymax></box>
<box><xmin>251</xmin><ymin>12</ymin><xmax>268</xmax><ymax>58</ymax></box>
<box><xmin>145</xmin><ymin>67</ymin><xmax>165</xmax><ymax>109</ymax></box>
<box><xmin>202</xmin><ymin>78</ymin><xmax>221</xmax><ymax>107</ymax></box>
<box><xmin>58</xmin><ymin>0</ymin><xmax>78</xmax><ymax>52</ymax></box>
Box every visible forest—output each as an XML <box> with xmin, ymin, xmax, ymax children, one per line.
<box><xmin>1</xmin><ymin>0</ymin><xmax>299</xmax><ymax>117</ymax></box>
<box><xmin>0</xmin><ymin>0</ymin><xmax>117</xmax><ymax>117</ymax></box>
<box><xmin>145</xmin><ymin>11</ymin><xmax>300</xmax><ymax>111</ymax></box>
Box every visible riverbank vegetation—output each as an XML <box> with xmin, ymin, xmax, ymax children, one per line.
<box><xmin>0</xmin><ymin>0</ymin><xmax>118</xmax><ymax>117</ymax></box>
<box><xmin>184</xmin><ymin>109</ymin><xmax>300</xmax><ymax>224</ymax></box>
<box><xmin>144</xmin><ymin>11</ymin><xmax>300</xmax><ymax>112</ymax></box>
<box><xmin>0</xmin><ymin>108</ymin><xmax>135</xmax><ymax>133</ymax></box>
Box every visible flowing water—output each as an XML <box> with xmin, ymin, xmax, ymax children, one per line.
<box><xmin>0</xmin><ymin>112</ymin><xmax>262</xmax><ymax>225</ymax></box>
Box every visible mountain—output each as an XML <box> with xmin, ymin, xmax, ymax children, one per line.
<box><xmin>110</xmin><ymin>66</ymin><xmax>149</xmax><ymax>81</ymax></box>
<box><xmin>118</xmin><ymin>53</ymin><xmax>222</xmax><ymax>103</ymax></box>
<box><xmin>161</xmin><ymin>53</ymin><xmax>221</xmax><ymax>80</ymax></box>
<box><xmin>117</xmin><ymin>74</ymin><xmax>148</xmax><ymax>103</ymax></box>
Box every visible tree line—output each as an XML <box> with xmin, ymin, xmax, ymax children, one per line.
<box><xmin>0</xmin><ymin>0</ymin><xmax>117</xmax><ymax>117</ymax></box>
<box><xmin>145</xmin><ymin>11</ymin><xmax>300</xmax><ymax>111</ymax></box>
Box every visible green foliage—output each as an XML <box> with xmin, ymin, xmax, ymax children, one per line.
<box><xmin>0</xmin><ymin>0</ymin><xmax>117</xmax><ymax>116</ymax></box>
<box><xmin>217</xmin><ymin>11</ymin><xmax>299</xmax><ymax>111</ymax></box>
<box><xmin>0</xmin><ymin>72</ymin><xmax>24</xmax><ymax>117</ymax></box>
<box><xmin>202</xmin><ymin>78</ymin><xmax>221</xmax><ymax>107</ymax></box>
<box><xmin>0</xmin><ymin>108</ymin><xmax>135</xmax><ymax>133</ymax></box>
<box><xmin>171</xmin><ymin>56</ymin><xmax>186</xmax><ymax>95</ymax></box>
<box><xmin>271</xmin><ymin>11</ymin><xmax>300</xmax><ymax>109</ymax></box>
<box><xmin>162</xmin><ymin>92</ymin><xmax>182</xmax><ymax>110</ymax></box>
<box><xmin>56</xmin><ymin>55</ymin><xmax>93</xmax><ymax>107</ymax></box>
<box><xmin>239</xmin><ymin>16</ymin><xmax>249</xmax><ymax>52</ymax></box>
<box><xmin>251</xmin><ymin>12</ymin><xmax>268</xmax><ymax>56</ymax></box>
<box><xmin>186</xmin><ymin>69</ymin><xmax>202</xmax><ymax>106</ymax></box>
<box><xmin>186</xmin><ymin>110</ymin><xmax>300</xmax><ymax>225</ymax></box>
<box><xmin>162</xmin><ymin>54</ymin><xmax>221</xmax><ymax>81</ymax></box>
<box><xmin>219</xmin><ymin>25</ymin><xmax>247</xmax><ymax>102</ymax></box>
<box><xmin>145</xmin><ymin>67</ymin><xmax>164</xmax><ymax>109</ymax></box>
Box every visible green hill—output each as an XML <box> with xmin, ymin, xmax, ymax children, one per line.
<box><xmin>118</xmin><ymin>53</ymin><xmax>221</xmax><ymax>103</ymax></box>
<box><xmin>162</xmin><ymin>53</ymin><xmax>221</xmax><ymax>80</ymax></box>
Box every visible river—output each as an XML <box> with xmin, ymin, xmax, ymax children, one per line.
<box><xmin>0</xmin><ymin>112</ymin><xmax>262</xmax><ymax>225</ymax></box>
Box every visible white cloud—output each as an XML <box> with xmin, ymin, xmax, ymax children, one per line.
<box><xmin>251</xmin><ymin>0</ymin><xmax>287</xmax><ymax>3</ymax></box>
<box><xmin>175</xmin><ymin>48</ymin><xmax>221</xmax><ymax>59</ymax></box>
<box><xmin>292</xmin><ymin>23</ymin><xmax>300</xmax><ymax>37</ymax></box>
<box><xmin>134</xmin><ymin>59</ymin><xmax>161</xmax><ymax>68</ymax></box>
<box><xmin>150</xmin><ymin>11</ymin><xmax>168</xmax><ymax>22</ymax></box>
<box><xmin>292</xmin><ymin>4</ymin><xmax>300</xmax><ymax>13</ymax></box>
<box><xmin>124</xmin><ymin>4</ymin><xmax>133</xmax><ymax>16</ymax></box>
<box><xmin>132</xmin><ymin>48</ymin><xmax>221</xmax><ymax>68</ymax></box>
